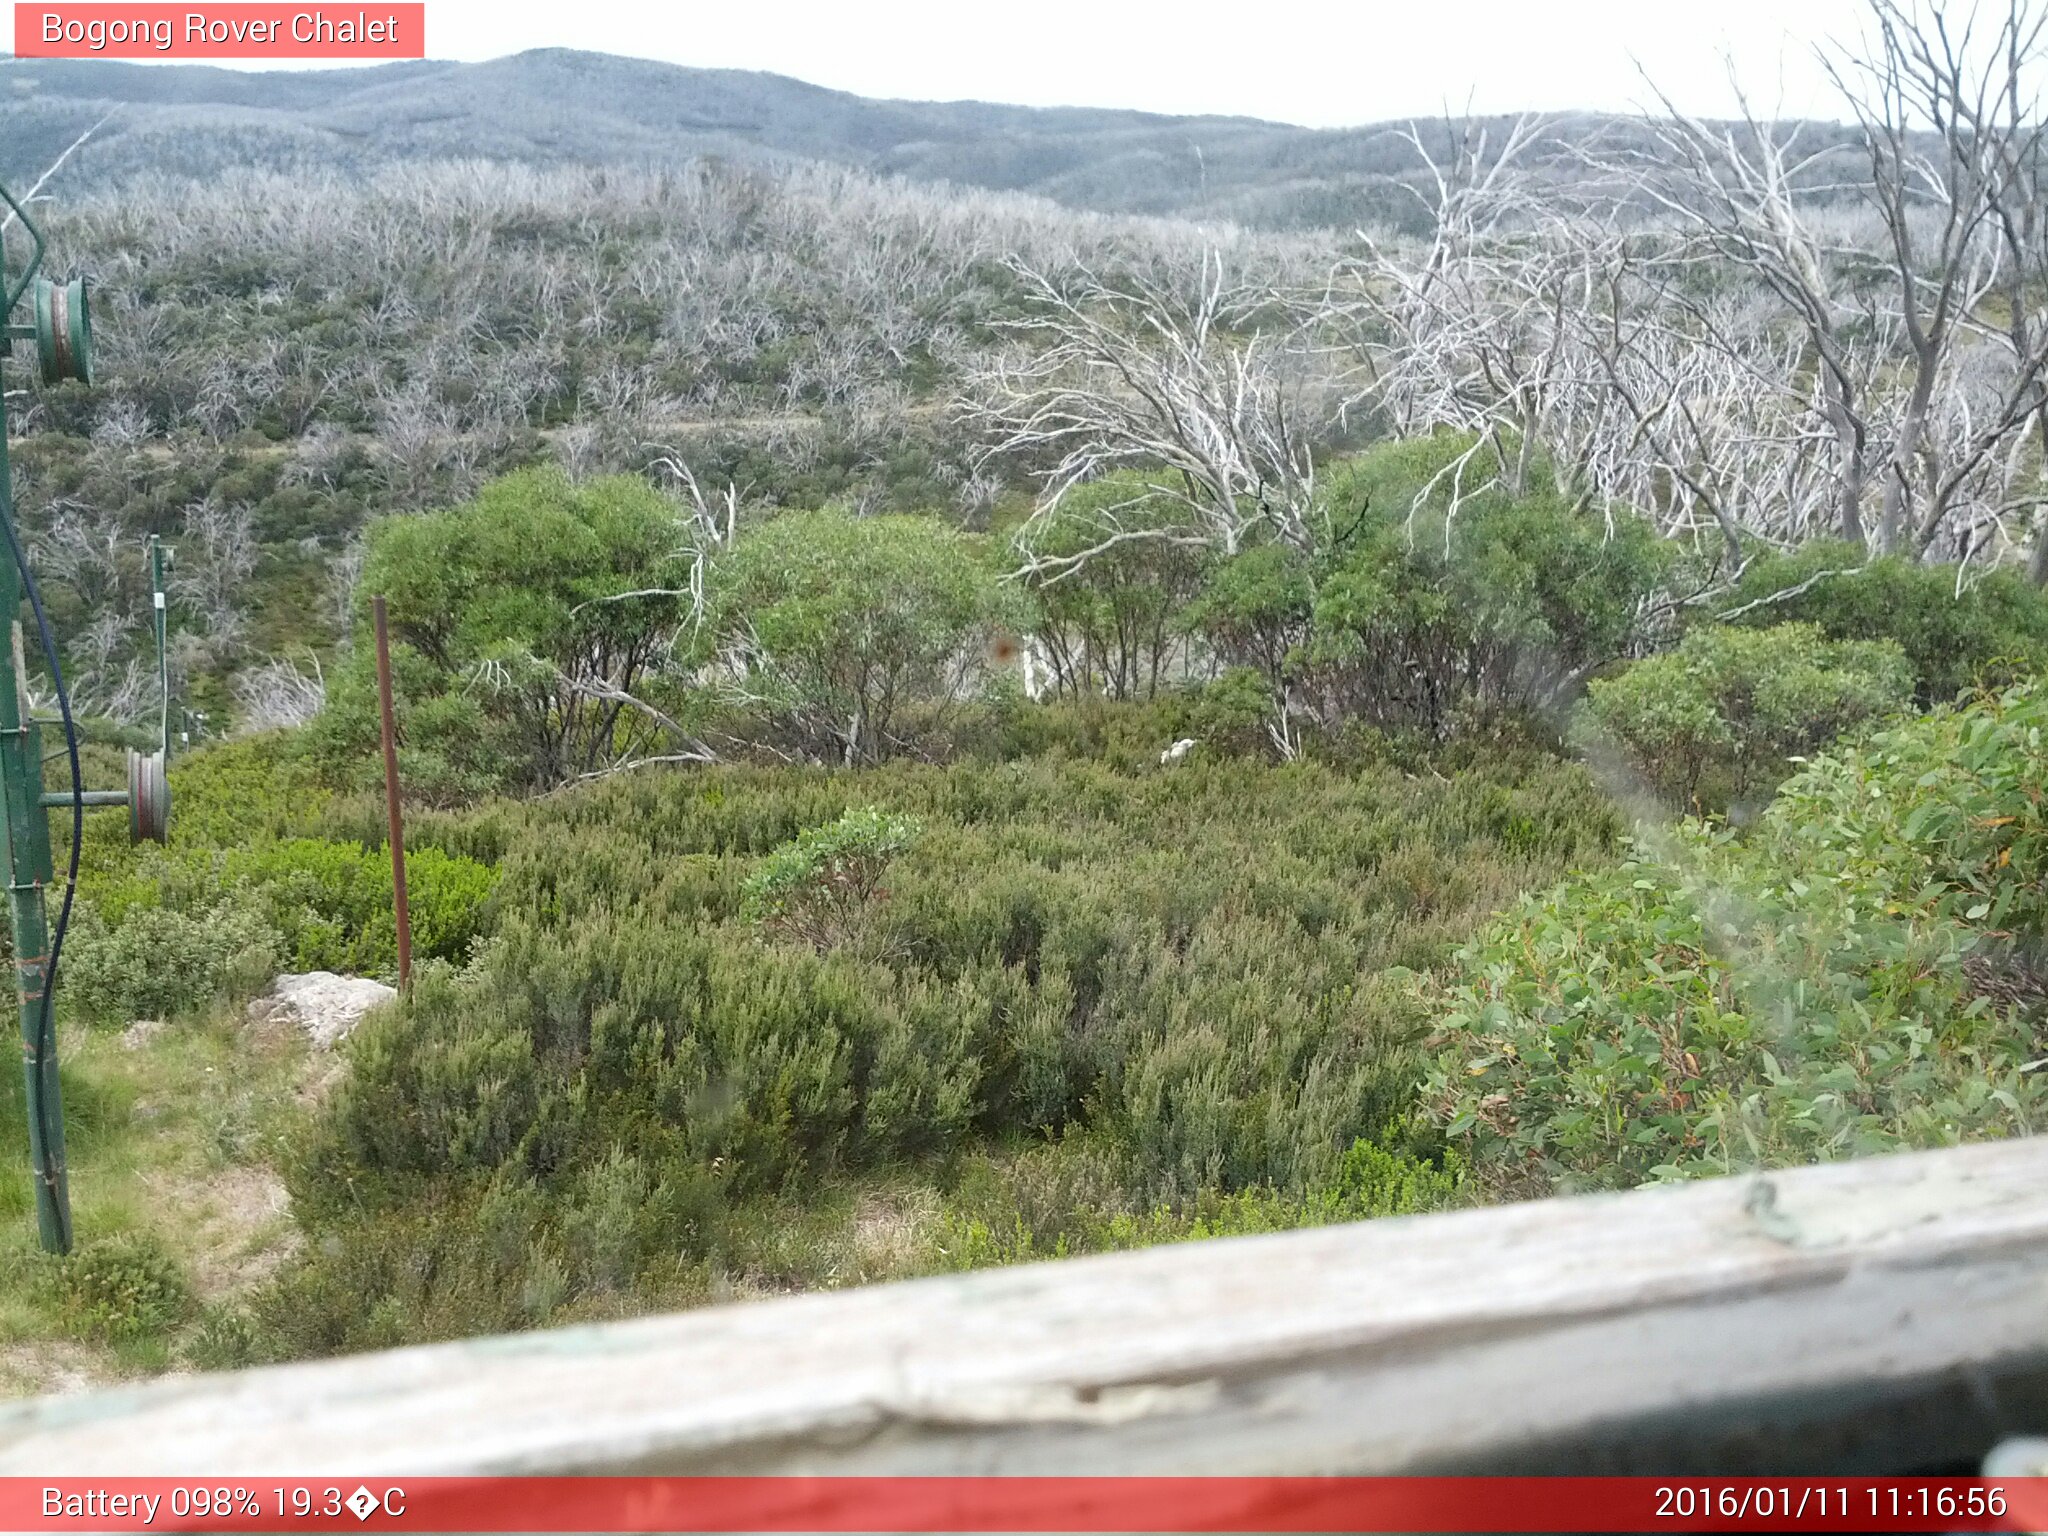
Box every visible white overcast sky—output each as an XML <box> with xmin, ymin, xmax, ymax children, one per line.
<box><xmin>51</xmin><ymin>0</ymin><xmax>1885</xmax><ymax>125</ymax></box>
<box><xmin>404</xmin><ymin>0</ymin><xmax>1873</xmax><ymax>126</ymax></box>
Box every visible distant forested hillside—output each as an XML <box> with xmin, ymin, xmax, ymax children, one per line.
<box><xmin>0</xmin><ymin>49</ymin><xmax>1864</xmax><ymax>229</ymax></box>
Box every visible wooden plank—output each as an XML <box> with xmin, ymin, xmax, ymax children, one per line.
<box><xmin>5</xmin><ymin>1138</ymin><xmax>2048</xmax><ymax>1476</ymax></box>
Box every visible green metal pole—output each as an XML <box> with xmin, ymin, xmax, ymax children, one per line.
<box><xmin>0</xmin><ymin>190</ymin><xmax>95</xmax><ymax>1255</ymax></box>
<box><xmin>0</xmin><ymin>420</ymin><xmax>69</xmax><ymax>1253</ymax></box>
<box><xmin>149</xmin><ymin>535</ymin><xmax>169</xmax><ymax>760</ymax></box>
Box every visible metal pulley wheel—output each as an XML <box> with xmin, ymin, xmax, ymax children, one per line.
<box><xmin>127</xmin><ymin>748</ymin><xmax>168</xmax><ymax>845</ymax></box>
<box><xmin>33</xmin><ymin>276</ymin><xmax>90</xmax><ymax>386</ymax></box>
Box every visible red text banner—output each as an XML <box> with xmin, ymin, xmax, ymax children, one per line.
<box><xmin>4</xmin><ymin>1476</ymin><xmax>2048</xmax><ymax>1533</ymax></box>
<box><xmin>14</xmin><ymin>5</ymin><xmax>424</xmax><ymax>59</ymax></box>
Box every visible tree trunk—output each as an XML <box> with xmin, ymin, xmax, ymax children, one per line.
<box><xmin>2027</xmin><ymin>413</ymin><xmax>2048</xmax><ymax>585</ymax></box>
<box><xmin>1821</xmin><ymin>368</ymin><xmax>1869</xmax><ymax>550</ymax></box>
<box><xmin>1878</xmin><ymin>354</ymin><xmax>1938</xmax><ymax>554</ymax></box>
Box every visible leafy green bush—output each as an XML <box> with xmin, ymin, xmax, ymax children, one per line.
<box><xmin>73</xmin><ymin>832</ymin><xmax>497</xmax><ymax>1005</ymax></box>
<box><xmin>741</xmin><ymin>808</ymin><xmax>922</xmax><ymax>951</ymax></box>
<box><xmin>249</xmin><ymin>1171</ymin><xmax>701</xmax><ymax>1358</ymax></box>
<box><xmin>1179</xmin><ymin>545</ymin><xmax>1315</xmax><ymax>730</ymax></box>
<box><xmin>1720</xmin><ymin>543</ymin><xmax>2048</xmax><ymax>705</ymax></box>
<box><xmin>62</xmin><ymin>899</ymin><xmax>280</xmax><ymax>1025</ymax></box>
<box><xmin>181</xmin><ymin>1304</ymin><xmax>264</xmax><ymax>1371</ymax></box>
<box><xmin>1155</xmin><ymin>436</ymin><xmax>1662</xmax><ymax>753</ymax></box>
<box><xmin>1015</xmin><ymin>473</ymin><xmax>1207</xmax><ymax>700</ymax></box>
<box><xmin>1303</xmin><ymin>437</ymin><xmax>1673</xmax><ymax>738</ymax></box>
<box><xmin>1761</xmin><ymin>678</ymin><xmax>2048</xmax><ymax>934</ymax></box>
<box><xmin>311</xmin><ymin>468</ymin><xmax>701</xmax><ymax>796</ymax></box>
<box><xmin>225</xmin><ymin>839</ymin><xmax>498</xmax><ymax>975</ymax></box>
<box><xmin>962</xmin><ymin>694</ymin><xmax>1202</xmax><ymax>771</ymax></box>
<box><xmin>152</xmin><ymin>734</ymin><xmax>332</xmax><ymax>851</ymax></box>
<box><xmin>706</xmin><ymin>509</ymin><xmax>1028</xmax><ymax>763</ymax></box>
<box><xmin>66</xmin><ymin>734</ymin><xmax>333</xmax><ymax>908</ymax></box>
<box><xmin>52</xmin><ymin>1233</ymin><xmax>192</xmax><ymax>1341</ymax></box>
<box><xmin>1187</xmin><ymin>667</ymin><xmax>1279</xmax><ymax>756</ymax></box>
<box><xmin>1577</xmin><ymin>623</ymin><xmax>1912</xmax><ymax>813</ymax></box>
<box><xmin>1168</xmin><ymin>436</ymin><xmax>1671</xmax><ymax>751</ymax></box>
<box><xmin>1425</xmin><ymin>682</ymin><xmax>2048</xmax><ymax>1199</ymax></box>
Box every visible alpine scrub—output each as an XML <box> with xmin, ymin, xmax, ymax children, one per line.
<box><xmin>254</xmin><ymin>750</ymin><xmax>1614</xmax><ymax>1355</ymax></box>
<box><xmin>1426</xmin><ymin>681</ymin><xmax>2048</xmax><ymax>1199</ymax></box>
<box><xmin>740</xmin><ymin>807</ymin><xmax>923</xmax><ymax>951</ymax></box>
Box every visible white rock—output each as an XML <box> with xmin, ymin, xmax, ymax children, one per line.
<box><xmin>120</xmin><ymin>1019</ymin><xmax>165</xmax><ymax>1052</ymax></box>
<box><xmin>252</xmin><ymin>971</ymin><xmax>398</xmax><ymax>1049</ymax></box>
<box><xmin>1160</xmin><ymin>738</ymin><xmax>1197</xmax><ymax>766</ymax></box>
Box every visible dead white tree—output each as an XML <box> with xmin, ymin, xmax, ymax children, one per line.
<box><xmin>1824</xmin><ymin>0</ymin><xmax>2048</xmax><ymax>558</ymax></box>
<box><xmin>62</xmin><ymin>610</ymin><xmax>152</xmax><ymax>722</ymax></box>
<box><xmin>0</xmin><ymin>109</ymin><xmax>115</xmax><ymax>235</ymax></box>
<box><xmin>173</xmin><ymin>499</ymin><xmax>258</xmax><ymax>656</ymax></box>
<box><xmin>1565</xmin><ymin>238</ymin><xmax>1868</xmax><ymax>561</ymax></box>
<box><xmin>1319</xmin><ymin>2</ymin><xmax>2048</xmax><ymax>584</ymax></box>
<box><xmin>643</xmin><ymin>449</ymin><xmax>740</xmax><ymax>634</ymax></box>
<box><xmin>1617</xmin><ymin>93</ymin><xmax>1885</xmax><ymax>551</ymax></box>
<box><xmin>962</xmin><ymin>254</ymin><xmax>1331</xmax><ymax>580</ymax></box>
<box><xmin>1614</xmin><ymin>3</ymin><xmax>2048</xmax><ymax>567</ymax></box>
<box><xmin>1963</xmin><ymin>0</ymin><xmax>2048</xmax><ymax>581</ymax></box>
<box><xmin>1321</xmin><ymin>118</ymin><xmax>1827</xmax><ymax>566</ymax></box>
<box><xmin>231</xmin><ymin>653</ymin><xmax>326</xmax><ymax>732</ymax></box>
<box><xmin>33</xmin><ymin>505</ymin><xmax>129</xmax><ymax>612</ymax></box>
<box><xmin>1322</xmin><ymin>116</ymin><xmax>1575</xmax><ymax>499</ymax></box>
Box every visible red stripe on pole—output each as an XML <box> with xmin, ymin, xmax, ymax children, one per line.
<box><xmin>5</xmin><ymin>1477</ymin><xmax>2048</xmax><ymax>1532</ymax></box>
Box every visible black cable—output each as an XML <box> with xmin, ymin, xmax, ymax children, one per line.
<box><xmin>0</xmin><ymin>509</ymin><xmax>77</xmax><ymax>1252</ymax></box>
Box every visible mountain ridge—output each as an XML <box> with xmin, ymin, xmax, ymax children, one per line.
<box><xmin>0</xmin><ymin>47</ymin><xmax>1604</xmax><ymax>227</ymax></box>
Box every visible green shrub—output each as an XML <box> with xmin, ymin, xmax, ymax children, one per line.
<box><xmin>1187</xmin><ymin>668</ymin><xmax>1278</xmax><ymax>756</ymax></box>
<box><xmin>1015</xmin><ymin>473</ymin><xmax>1207</xmax><ymax>700</ymax></box>
<box><xmin>66</xmin><ymin>734</ymin><xmax>332</xmax><ymax>915</ymax></box>
<box><xmin>966</xmin><ymin>695</ymin><xmax>1205</xmax><ymax>771</ymax></box>
<box><xmin>741</xmin><ymin>808</ymin><xmax>922</xmax><ymax>951</ymax></box>
<box><xmin>1302</xmin><ymin>436</ymin><xmax>1672</xmax><ymax>738</ymax></box>
<box><xmin>1721</xmin><ymin>543</ymin><xmax>2048</xmax><ymax>705</ymax></box>
<box><xmin>1577</xmin><ymin>623</ymin><xmax>1912</xmax><ymax>813</ymax></box>
<box><xmin>706</xmin><ymin>509</ymin><xmax>1029</xmax><ymax>763</ymax></box>
<box><xmin>159</xmin><ymin>734</ymin><xmax>332</xmax><ymax>850</ymax></box>
<box><xmin>72</xmin><ymin>832</ymin><xmax>496</xmax><ymax>1007</ymax></box>
<box><xmin>1761</xmin><ymin>677</ymin><xmax>2048</xmax><ymax>934</ymax></box>
<box><xmin>312</xmin><ymin>468</ymin><xmax>701</xmax><ymax>796</ymax></box>
<box><xmin>62</xmin><ymin>899</ymin><xmax>280</xmax><ymax>1025</ymax></box>
<box><xmin>1179</xmin><ymin>545</ymin><xmax>1315</xmax><ymax>726</ymax></box>
<box><xmin>248</xmin><ymin>1174</ymin><xmax>688</xmax><ymax>1357</ymax></box>
<box><xmin>1163</xmin><ymin>435</ymin><xmax>1670</xmax><ymax>750</ymax></box>
<box><xmin>277</xmin><ymin>744</ymin><xmax>1619</xmax><ymax>1350</ymax></box>
<box><xmin>1425</xmin><ymin>681</ymin><xmax>2048</xmax><ymax>1199</ymax></box>
<box><xmin>932</xmin><ymin>1134</ymin><xmax>1466</xmax><ymax>1269</ymax></box>
<box><xmin>52</xmin><ymin>1232</ymin><xmax>191</xmax><ymax>1341</ymax></box>
<box><xmin>181</xmin><ymin>1304</ymin><xmax>263</xmax><ymax>1370</ymax></box>
<box><xmin>1322</xmin><ymin>1135</ymin><xmax>1467</xmax><ymax>1215</ymax></box>
<box><xmin>226</xmin><ymin>839</ymin><xmax>497</xmax><ymax>975</ymax></box>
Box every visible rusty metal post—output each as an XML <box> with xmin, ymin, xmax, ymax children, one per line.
<box><xmin>372</xmin><ymin>596</ymin><xmax>412</xmax><ymax>993</ymax></box>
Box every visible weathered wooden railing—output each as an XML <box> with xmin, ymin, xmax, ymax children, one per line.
<box><xmin>4</xmin><ymin>1138</ymin><xmax>2048</xmax><ymax>1475</ymax></box>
